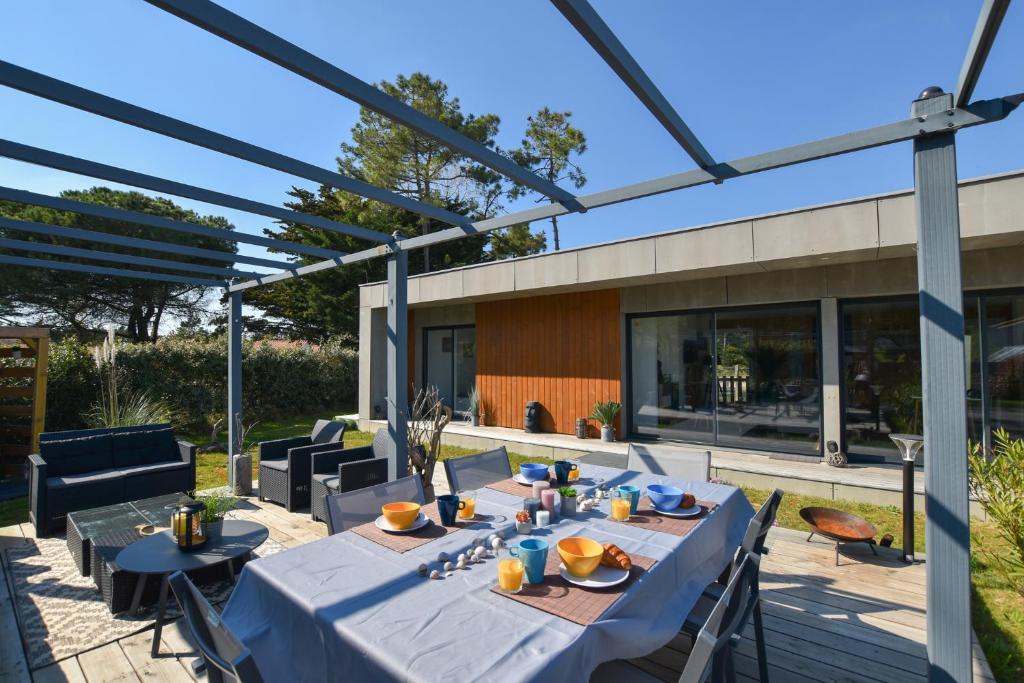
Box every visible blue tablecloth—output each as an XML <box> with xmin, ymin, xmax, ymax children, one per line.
<box><xmin>221</xmin><ymin>464</ymin><xmax>753</xmax><ymax>682</ymax></box>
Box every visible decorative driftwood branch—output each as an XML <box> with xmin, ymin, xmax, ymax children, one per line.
<box><xmin>406</xmin><ymin>386</ymin><xmax>451</xmax><ymax>487</ymax></box>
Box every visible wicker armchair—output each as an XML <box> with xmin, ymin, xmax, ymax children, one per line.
<box><xmin>257</xmin><ymin>420</ymin><xmax>346</xmax><ymax>512</ymax></box>
<box><xmin>310</xmin><ymin>430</ymin><xmax>392</xmax><ymax>524</ymax></box>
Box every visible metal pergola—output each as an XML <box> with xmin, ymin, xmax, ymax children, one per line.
<box><xmin>1</xmin><ymin>1</ymin><xmax>1018</xmax><ymax>678</ymax></box>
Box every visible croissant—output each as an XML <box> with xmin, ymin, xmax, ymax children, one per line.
<box><xmin>601</xmin><ymin>543</ymin><xmax>632</xmax><ymax>570</ymax></box>
<box><xmin>680</xmin><ymin>493</ymin><xmax>696</xmax><ymax>509</ymax></box>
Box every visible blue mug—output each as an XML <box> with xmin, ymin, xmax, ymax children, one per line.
<box><xmin>436</xmin><ymin>495</ymin><xmax>465</xmax><ymax>526</ymax></box>
<box><xmin>517</xmin><ymin>538</ymin><xmax>549</xmax><ymax>584</ymax></box>
<box><xmin>617</xmin><ymin>485</ymin><xmax>641</xmax><ymax>515</ymax></box>
<box><xmin>553</xmin><ymin>460</ymin><xmax>578</xmax><ymax>485</ymax></box>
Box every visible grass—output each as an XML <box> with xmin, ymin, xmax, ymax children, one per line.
<box><xmin>2</xmin><ymin>415</ymin><xmax>1020</xmax><ymax>679</ymax></box>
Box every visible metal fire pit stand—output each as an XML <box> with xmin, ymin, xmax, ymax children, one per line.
<box><xmin>889</xmin><ymin>433</ymin><xmax>923</xmax><ymax>563</ymax></box>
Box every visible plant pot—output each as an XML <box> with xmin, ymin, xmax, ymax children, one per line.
<box><xmin>600</xmin><ymin>424</ymin><xmax>615</xmax><ymax>442</ymax></box>
<box><xmin>471</xmin><ymin>414</ymin><xmax>480</xmax><ymax>427</ymax></box>
<box><xmin>232</xmin><ymin>452</ymin><xmax>252</xmax><ymax>496</ymax></box>
<box><xmin>206</xmin><ymin>519</ymin><xmax>224</xmax><ymax>539</ymax></box>
<box><xmin>515</xmin><ymin>521</ymin><xmax>532</xmax><ymax>535</ymax></box>
<box><xmin>422</xmin><ymin>482</ymin><xmax>436</xmax><ymax>504</ymax></box>
<box><xmin>561</xmin><ymin>495</ymin><xmax>577</xmax><ymax>518</ymax></box>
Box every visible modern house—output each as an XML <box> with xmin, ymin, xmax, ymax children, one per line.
<box><xmin>359</xmin><ymin>169</ymin><xmax>1024</xmax><ymax>465</ymax></box>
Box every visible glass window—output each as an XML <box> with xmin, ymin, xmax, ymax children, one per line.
<box><xmin>424</xmin><ymin>326</ymin><xmax>475</xmax><ymax>413</ymax></box>
<box><xmin>983</xmin><ymin>295</ymin><xmax>1024</xmax><ymax>442</ymax></box>
<box><xmin>630</xmin><ymin>314</ymin><xmax>715</xmax><ymax>441</ymax></box>
<box><xmin>715</xmin><ymin>306</ymin><xmax>821</xmax><ymax>454</ymax></box>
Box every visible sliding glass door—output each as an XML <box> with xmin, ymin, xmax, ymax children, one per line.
<box><xmin>424</xmin><ymin>326</ymin><xmax>476</xmax><ymax>413</ymax></box>
<box><xmin>628</xmin><ymin>303</ymin><xmax>821</xmax><ymax>456</ymax></box>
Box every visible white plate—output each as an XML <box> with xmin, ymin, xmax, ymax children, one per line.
<box><xmin>652</xmin><ymin>504</ymin><xmax>703</xmax><ymax>518</ymax></box>
<box><xmin>512</xmin><ymin>473</ymin><xmax>550</xmax><ymax>486</ymax></box>
<box><xmin>558</xmin><ymin>563</ymin><xmax>630</xmax><ymax>588</ymax></box>
<box><xmin>374</xmin><ymin>512</ymin><xmax>431</xmax><ymax>534</ymax></box>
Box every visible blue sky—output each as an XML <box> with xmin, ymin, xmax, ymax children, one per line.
<box><xmin>1</xmin><ymin>1</ymin><xmax>1021</xmax><ymax>270</ymax></box>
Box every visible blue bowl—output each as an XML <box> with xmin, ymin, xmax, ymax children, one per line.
<box><xmin>647</xmin><ymin>484</ymin><xmax>684</xmax><ymax>511</ymax></box>
<box><xmin>519</xmin><ymin>463</ymin><xmax>549</xmax><ymax>482</ymax></box>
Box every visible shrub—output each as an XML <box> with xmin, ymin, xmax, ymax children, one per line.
<box><xmin>969</xmin><ymin>428</ymin><xmax>1024</xmax><ymax>595</ymax></box>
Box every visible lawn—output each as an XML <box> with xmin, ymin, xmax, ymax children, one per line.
<box><xmin>2</xmin><ymin>416</ymin><xmax>1020</xmax><ymax>680</ymax></box>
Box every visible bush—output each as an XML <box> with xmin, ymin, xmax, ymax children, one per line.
<box><xmin>43</xmin><ymin>336</ymin><xmax>357</xmax><ymax>434</ymax></box>
<box><xmin>969</xmin><ymin>428</ymin><xmax>1024</xmax><ymax>595</ymax></box>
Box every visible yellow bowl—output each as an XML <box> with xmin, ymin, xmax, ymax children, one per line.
<box><xmin>557</xmin><ymin>537</ymin><xmax>604</xmax><ymax>578</ymax></box>
<box><xmin>381</xmin><ymin>502</ymin><xmax>421</xmax><ymax>530</ymax></box>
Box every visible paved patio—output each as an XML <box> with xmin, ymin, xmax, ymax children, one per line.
<box><xmin>0</xmin><ymin>488</ymin><xmax>995</xmax><ymax>682</ymax></box>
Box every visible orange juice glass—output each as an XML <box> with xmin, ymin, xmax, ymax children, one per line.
<box><xmin>496</xmin><ymin>548</ymin><xmax>524</xmax><ymax>593</ymax></box>
<box><xmin>610</xmin><ymin>493</ymin><xmax>631</xmax><ymax>521</ymax></box>
<box><xmin>457</xmin><ymin>490</ymin><xmax>476</xmax><ymax>519</ymax></box>
<box><xmin>568</xmin><ymin>461</ymin><xmax>580</xmax><ymax>481</ymax></box>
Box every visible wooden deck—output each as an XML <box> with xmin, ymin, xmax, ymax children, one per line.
<box><xmin>0</xmin><ymin>498</ymin><xmax>995</xmax><ymax>683</ymax></box>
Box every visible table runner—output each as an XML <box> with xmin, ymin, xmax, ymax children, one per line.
<box><xmin>617</xmin><ymin>497</ymin><xmax>718</xmax><ymax>537</ymax></box>
<box><xmin>349</xmin><ymin>502</ymin><xmax>491</xmax><ymax>553</ymax></box>
<box><xmin>491</xmin><ymin>551</ymin><xmax>656</xmax><ymax>626</ymax></box>
<box><xmin>485</xmin><ymin>476</ymin><xmax>549</xmax><ymax>497</ymax></box>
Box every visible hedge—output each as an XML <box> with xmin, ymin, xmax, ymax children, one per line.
<box><xmin>44</xmin><ymin>336</ymin><xmax>358</xmax><ymax>433</ymax></box>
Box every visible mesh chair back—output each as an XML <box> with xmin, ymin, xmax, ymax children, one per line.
<box><xmin>167</xmin><ymin>571</ymin><xmax>265</xmax><ymax>683</ymax></box>
<box><xmin>325</xmin><ymin>474</ymin><xmax>425</xmax><ymax>535</ymax></box>
<box><xmin>311</xmin><ymin>419</ymin><xmax>346</xmax><ymax>445</ymax></box>
<box><xmin>680</xmin><ymin>553</ymin><xmax>761</xmax><ymax>683</ymax></box>
<box><xmin>626</xmin><ymin>444</ymin><xmax>710</xmax><ymax>482</ymax></box>
<box><xmin>337</xmin><ymin>457</ymin><xmax>390</xmax><ymax>494</ymax></box>
<box><xmin>444</xmin><ymin>447</ymin><xmax>512</xmax><ymax>492</ymax></box>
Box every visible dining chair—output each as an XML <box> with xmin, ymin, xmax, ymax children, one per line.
<box><xmin>167</xmin><ymin>571</ymin><xmax>265</xmax><ymax>683</ymax></box>
<box><xmin>626</xmin><ymin>443</ymin><xmax>711</xmax><ymax>482</ymax></box>
<box><xmin>443</xmin><ymin>446</ymin><xmax>511</xmax><ymax>492</ymax></box>
<box><xmin>681</xmin><ymin>490</ymin><xmax>783</xmax><ymax>683</ymax></box>
<box><xmin>325</xmin><ymin>473</ymin><xmax>426</xmax><ymax>535</ymax></box>
<box><xmin>589</xmin><ymin>553</ymin><xmax>761</xmax><ymax>683</ymax></box>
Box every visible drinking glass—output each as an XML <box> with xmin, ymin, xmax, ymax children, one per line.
<box><xmin>457</xmin><ymin>490</ymin><xmax>477</xmax><ymax>520</ymax></box>
<box><xmin>609</xmin><ymin>489</ymin><xmax>632</xmax><ymax>522</ymax></box>
<box><xmin>567</xmin><ymin>459</ymin><xmax>581</xmax><ymax>482</ymax></box>
<box><xmin>496</xmin><ymin>546</ymin><xmax>524</xmax><ymax>594</ymax></box>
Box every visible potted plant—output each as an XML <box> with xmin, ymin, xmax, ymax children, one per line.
<box><xmin>559</xmin><ymin>487</ymin><xmax>578</xmax><ymax>518</ymax></box>
<box><xmin>193</xmin><ymin>492</ymin><xmax>238</xmax><ymax>538</ymax></box>
<box><xmin>407</xmin><ymin>386</ymin><xmax>452</xmax><ymax>502</ymax></box>
<box><xmin>591</xmin><ymin>401</ymin><xmax>621</xmax><ymax>442</ymax></box>
<box><xmin>468</xmin><ymin>386</ymin><xmax>483</xmax><ymax>427</ymax></box>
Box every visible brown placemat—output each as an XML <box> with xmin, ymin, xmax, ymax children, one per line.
<box><xmin>617</xmin><ymin>497</ymin><xmax>718</xmax><ymax>537</ymax></box>
<box><xmin>350</xmin><ymin>503</ymin><xmax>489</xmax><ymax>553</ymax></box>
<box><xmin>491</xmin><ymin>550</ymin><xmax>656</xmax><ymax>626</ymax></box>
<box><xmin>485</xmin><ymin>473</ymin><xmax>554</xmax><ymax>498</ymax></box>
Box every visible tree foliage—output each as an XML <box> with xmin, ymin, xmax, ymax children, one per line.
<box><xmin>0</xmin><ymin>187</ymin><xmax>236</xmax><ymax>342</ymax></box>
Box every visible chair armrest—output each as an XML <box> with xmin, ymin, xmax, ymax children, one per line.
<box><xmin>287</xmin><ymin>442</ymin><xmax>347</xmax><ymax>490</ymax></box>
<box><xmin>177</xmin><ymin>440</ymin><xmax>197</xmax><ymax>465</ymax></box>
<box><xmin>258</xmin><ymin>436</ymin><xmax>310</xmax><ymax>461</ymax></box>
<box><xmin>28</xmin><ymin>453</ymin><xmax>48</xmax><ymax>534</ymax></box>
<box><xmin>311</xmin><ymin>445</ymin><xmax>373</xmax><ymax>475</ymax></box>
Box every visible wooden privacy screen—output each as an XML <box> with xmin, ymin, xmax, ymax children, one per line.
<box><xmin>475</xmin><ymin>289</ymin><xmax>621</xmax><ymax>436</ymax></box>
<box><xmin>0</xmin><ymin>327</ymin><xmax>49</xmax><ymax>477</ymax></box>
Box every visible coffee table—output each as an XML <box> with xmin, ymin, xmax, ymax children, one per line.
<box><xmin>116</xmin><ymin>520</ymin><xmax>268</xmax><ymax>656</ymax></box>
<box><xmin>66</xmin><ymin>493</ymin><xmax>185</xmax><ymax>576</ymax></box>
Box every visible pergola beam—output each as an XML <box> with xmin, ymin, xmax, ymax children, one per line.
<box><xmin>0</xmin><ymin>185</ymin><xmax>345</xmax><ymax>260</ymax></box>
<box><xmin>551</xmin><ymin>0</ymin><xmax>715</xmax><ymax>168</ymax></box>
<box><xmin>143</xmin><ymin>0</ymin><xmax>583</xmax><ymax>210</ymax></box>
<box><xmin>0</xmin><ymin>236</ymin><xmax>258</xmax><ymax>279</ymax></box>
<box><xmin>0</xmin><ymin>137</ymin><xmax>387</xmax><ymax>244</ymax></box>
<box><xmin>955</xmin><ymin>0</ymin><xmax>1012</xmax><ymax>108</ymax></box>
<box><xmin>0</xmin><ymin>252</ymin><xmax>225</xmax><ymax>287</ymax></box>
<box><xmin>229</xmin><ymin>94</ymin><xmax>1021</xmax><ymax>292</ymax></box>
<box><xmin>0</xmin><ymin>215</ymin><xmax>291</xmax><ymax>270</ymax></box>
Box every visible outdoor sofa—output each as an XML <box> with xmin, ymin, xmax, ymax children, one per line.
<box><xmin>28</xmin><ymin>424</ymin><xmax>197</xmax><ymax>536</ymax></box>
<box><xmin>257</xmin><ymin>419</ymin><xmax>348</xmax><ymax>512</ymax></box>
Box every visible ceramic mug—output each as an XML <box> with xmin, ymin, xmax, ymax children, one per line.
<box><xmin>436</xmin><ymin>495</ymin><xmax>465</xmax><ymax>526</ymax></box>
<box><xmin>553</xmin><ymin>460</ymin><xmax>579</xmax><ymax>485</ymax></box>
<box><xmin>517</xmin><ymin>538</ymin><xmax>549</xmax><ymax>584</ymax></box>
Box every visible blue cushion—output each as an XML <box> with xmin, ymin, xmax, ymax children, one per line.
<box><xmin>40</xmin><ymin>434</ymin><xmax>114</xmax><ymax>476</ymax></box>
<box><xmin>120</xmin><ymin>461</ymin><xmax>189</xmax><ymax>478</ymax></box>
<box><xmin>111</xmin><ymin>428</ymin><xmax>177</xmax><ymax>467</ymax></box>
<box><xmin>46</xmin><ymin>468</ymin><xmax>124</xmax><ymax>489</ymax></box>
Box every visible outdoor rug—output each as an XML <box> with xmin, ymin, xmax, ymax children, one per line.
<box><xmin>3</xmin><ymin>514</ymin><xmax>284</xmax><ymax>670</ymax></box>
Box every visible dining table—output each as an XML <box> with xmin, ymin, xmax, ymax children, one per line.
<box><xmin>219</xmin><ymin>463</ymin><xmax>754</xmax><ymax>682</ymax></box>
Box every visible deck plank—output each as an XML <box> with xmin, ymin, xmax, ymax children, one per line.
<box><xmin>76</xmin><ymin>642</ymin><xmax>139</xmax><ymax>683</ymax></box>
<box><xmin>117</xmin><ymin>632</ymin><xmax>193</xmax><ymax>683</ymax></box>
<box><xmin>32</xmin><ymin>658</ymin><xmax>87</xmax><ymax>683</ymax></box>
<box><xmin>0</xmin><ymin>555</ymin><xmax>30</xmax><ymax>683</ymax></box>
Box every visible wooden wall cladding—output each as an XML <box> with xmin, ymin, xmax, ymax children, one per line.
<box><xmin>475</xmin><ymin>289</ymin><xmax>621</xmax><ymax>436</ymax></box>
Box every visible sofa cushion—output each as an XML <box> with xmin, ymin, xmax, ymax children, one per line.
<box><xmin>111</xmin><ymin>428</ymin><xmax>178</xmax><ymax>468</ymax></box>
<box><xmin>46</xmin><ymin>472</ymin><xmax>125</xmax><ymax>517</ymax></box>
<box><xmin>40</xmin><ymin>434</ymin><xmax>114</xmax><ymax>477</ymax></box>
<box><xmin>119</xmin><ymin>461</ymin><xmax>190</xmax><ymax>478</ymax></box>
<box><xmin>47</xmin><ymin>468</ymin><xmax>124</xmax><ymax>489</ymax></box>
<box><xmin>260</xmin><ymin>458</ymin><xmax>289</xmax><ymax>472</ymax></box>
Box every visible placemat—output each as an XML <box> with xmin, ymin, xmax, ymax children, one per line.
<box><xmin>485</xmin><ymin>474</ymin><xmax>554</xmax><ymax>498</ymax></box>
<box><xmin>617</xmin><ymin>497</ymin><xmax>718</xmax><ymax>537</ymax></box>
<box><xmin>491</xmin><ymin>550</ymin><xmax>656</xmax><ymax>626</ymax></box>
<box><xmin>350</xmin><ymin>503</ymin><xmax>489</xmax><ymax>553</ymax></box>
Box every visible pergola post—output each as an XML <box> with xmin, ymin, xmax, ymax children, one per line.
<box><xmin>912</xmin><ymin>89</ymin><xmax>972</xmax><ymax>683</ymax></box>
<box><xmin>227</xmin><ymin>286</ymin><xmax>243</xmax><ymax>490</ymax></box>
<box><xmin>386</xmin><ymin>241</ymin><xmax>409</xmax><ymax>481</ymax></box>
